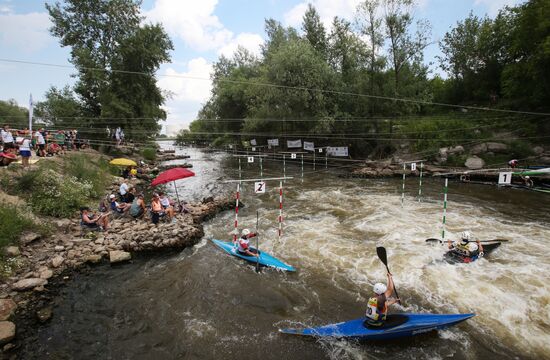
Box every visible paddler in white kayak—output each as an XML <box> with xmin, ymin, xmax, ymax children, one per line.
<box><xmin>365</xmin><ymin>273</ymin><xmax>400</xmax><ymax>327</ymax></box>
<box><xmin>235</xmin><ymin>229</ymin><xmax>259</xmax><ymax>257</ymax></box>
<box><xmin>447</xmin><ymin>231</ymin><xmax>484</xmax><ymax>258</ymax></box>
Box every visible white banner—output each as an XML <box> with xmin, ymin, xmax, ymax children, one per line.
<box><xmin>287</xmin><ymin>139</ymin><xmax>302</xmax><ymax>148</ymax></box>
<box><xmin>268</xmin><ymin>139</ymin><xmax>279</xmax><ymax>146</ymax></box>
<box><xmin>326</xmin><ymin>146</ymin><xmax>349</xmax><ymax>157</ymax></box>
<box><xmin>303</xmin><ymin>141</ymin><xmax>314</xmax><ymax>151</ymax></box>
<box><xmin>250</xmin><ymin>139</ymin><xmax>257</xmax><ymax>146</ymax></box>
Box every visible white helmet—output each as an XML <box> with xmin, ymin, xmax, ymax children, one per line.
<box><xmin>241</xmin><ymin>228</ymin><xmax>251</xmax><ymax>236</ymax></box>
<box><xmin>525</xmin><ymin>176</ymin><xmax>530</xmax><ymax>179</ymax></box>
<box><xmin>373</xmin><ymin>283</ymin><xmax>387</xmax><ymax>295</ymax></box>
<box><xmin>460</xmin><ymin>231</ymin><xmax>472</xmax><ymax>243</ymax></box>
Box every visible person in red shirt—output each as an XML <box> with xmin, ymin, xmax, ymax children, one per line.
<box><xmin>236</xmin><ymin>229</ymin><xmax>259</xmax><ymax>257</ymax></box>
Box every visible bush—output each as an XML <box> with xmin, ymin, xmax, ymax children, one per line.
<box><xmin>142</xmin><ymin>147</ymin><xmax>157</xmax><ymax>161</ymax></box>
<box><xmin>64</xmin><ymin>154</ymin><xmax>111</xmax><ymax>196</ymax></box>
<box><xmin>28</xmin><ymin>169</ymin><xmax>94</xmax><ymax>217</ymax></box>
<box><xmin>0</xmin><ymin>206</ymin><xmax>33</xmax><ymax>248</ymax></box>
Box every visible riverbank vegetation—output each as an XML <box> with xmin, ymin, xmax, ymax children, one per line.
<box><xmin>178</xmin><ymin>0</ymin><xmax>549</xmax><ymax>159</ymax></box>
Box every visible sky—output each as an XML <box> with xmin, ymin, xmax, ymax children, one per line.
<box><xmin>0</xmin><ymin>0</ymin><xmax>524</xmax><ymax>135</ymax></box>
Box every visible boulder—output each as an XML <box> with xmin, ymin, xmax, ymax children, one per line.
<box><xmin>109</xmin><ymin>251</ymin><xmax>131</xmax><ymax>264</ymax></box>
<box><xmin>19</xmin><ymin>232</ymin><xmax>41</xmax><ymax>245</ymax></box>
<box><xmin>465</xmin><ymin>156</ymin><xmax>485</xmax><ymax>170</ymax></box>
<box><xmin>51</xmin><ymin>256</ymin><xmax>65</xmax><ymax>268</ymax></box>
<box><xmin>12</xmin><ymin>278</ymin><xmax>47</xmax><ymax>291</ymax></box>
<box><xmin>0</xmin><ymin>299</ymin><xmax>17</xmax><ymax>321</ymax></box>
<box><xmin>4</xmin><ymin>247</ymin><xmax>20</xmax><ymax>257</ymax></box>
<box><xmin>0</xmin><ymin>321</ymin><xmax>15</xmax><ymax>344</ymax></box>
<box><xmin>470</xmin><ymin>143</ymin><xmax>487</xmax><ymax>155</ymax></box>
<box><xmin>54</xmin><ymin>245</ymin><xmax>65</xmax><ymax>252</ymax></box>
<box><xmin>85</xmin><ymin>255</ymin><xmax>102</xmax><ymax>264</ymax></box>
<box><xmin>448</xmin><ymin>145</ymin><xmax>464</xmax><ymax>154</ymax></box>
<box><xmin>533</xmin><ymin>146</ymin><xmax>544</xmax><ymax>155</ymax></box>
<box><xmin>39</xmin><ymin>269</ymin><xmax>53</xmax><ymax>280</ymax></box>
<box><xmin>485</xmin><ymin>142</ymin><xmax>508</xmax><ymax>153</ymax></box>
<box><xmin>54</xmin><ymin>219</ymin><xmax>72</xmax><ymax>231</ymax></box>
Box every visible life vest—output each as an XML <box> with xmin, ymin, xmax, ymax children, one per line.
<box><xmin>365</xmin><ymin>295</ymin><xmax>387</xmax><ymax>321</ymax></box>
<box><xmin>237</xmin><ymin>237</ymin><xmax>250</xmax><ymax>253</ymax></box>
<box><xmin>453</xmin><ymin>242</ymin><xmax>478</xmax><ymax>256</ymax></box>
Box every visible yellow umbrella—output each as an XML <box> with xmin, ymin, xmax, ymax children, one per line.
<box><xmin>109</xmin><ymin>158</ymin><xmax>137</xmax><ymax>167</ymax></box>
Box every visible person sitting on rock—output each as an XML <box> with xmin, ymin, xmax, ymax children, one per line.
<box><xmin>81</xmin><ymin>207</ymin><xmax>110</xmax><ymax>233</ymax></box>
<box><xmin>158</xmin><ymin>192</ymin><xmax>176</xmax><ymax>223</ymax></box>
<box><xmin>150</xmin><ymin>193</ymin><xmax>165</xmax><ymax>224</ymax></box>
<box><xmin>129</xmin><ymin>193</ymin><xmax>146</xmax><ymax>219</ymax></box>
<box><xmin>125</xmin><ymin>186</ymin><xmax>136</xmax><ymax>204</ymax></box>
<box><xmin>109</xmin><ymin>194</ymin><xmax>131</xmax><ymax>214</ymax></box>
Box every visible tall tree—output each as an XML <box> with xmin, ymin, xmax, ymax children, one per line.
<box><xmin>46</xmin><ymin>0</ymin><xmax>173</xmax><ymax>140</ymax></box>
<box><xmin>302</xmin><ymin>4</ymin><xmax>328</xmax><ymax>59</ymax></box>
<box><xmin>34</xmin><ymin>86</ymin><xmax>82</xmax><ymax>128</ymax></box>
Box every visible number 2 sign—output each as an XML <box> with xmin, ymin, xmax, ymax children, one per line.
<box><xmin>254</xmin><ymin>181</ymin><xmax>266</xmax><ymax>194</ymax></box>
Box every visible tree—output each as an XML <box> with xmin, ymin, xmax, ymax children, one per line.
<box><xmin>46</xmin><ymin>0</ymin><xmax>173</xmax><ymax>141</ymax></box>
<box><xmin>302</xmin><ymin>4</ymin><xmax>328</xmax><ymax>59</ymax></box>
<box><xmin>0</xmin><ymin>99</ymin><xmax>28</xmax><ymax>129</ymax></box>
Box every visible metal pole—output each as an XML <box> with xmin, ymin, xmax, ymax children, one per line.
<box><xmin>442</xmin><ymin>178</ymin><xmax>448</xmax><ymax>241</ymax></box>
<box><xmin>28</xmin><ymin>94</ymin><xmax>33</xmax><ymax>133</ymax></box>
<box><xmin>234</xmin><ymin>183</ymin><xmax>240</xmax><ymax>242</ymax></box>
<box><xmin>301</xmin><ymin>154</ymin><xmax>304</xmax><ymax>183</ymax></box>
<box><xmin>283</xmin><ymin>154</ymin><xmax>286</xmax><ymax>183</ymax></box>
<box><xmin>418</xmin><ymin>162</ymin><xmax>423</xmax><ymax>202</ymax></box>
<box><xmin>278</xmin><ymin>181</ymin><xmax>283</xmax><ymax>241</ymax></box>
<box><xmin>313</xmin><ymin>150</ymin><xmax>316</xmax><ymax>170</ymax></box>
<box><xmin>325</xmin><ymin>152</ymin><xmax>328</xmax><ymax>169</ymax></box>
<box><xmin>401</xmin><ymin>163</ymin><xmax>406</xmax><ymax>207</ymax></box>
<box><xmin>260</xmin><ymin>156</ymin><xmax>263</xmax><ymax>179</ymax></box>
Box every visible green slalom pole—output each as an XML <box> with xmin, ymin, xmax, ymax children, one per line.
<box><xmin>418</xmin><ymin>162</ymin><xmax>423</xmax><ymax>202</ymax></box>
<box><xmin>442</xmin><ymin>178</ymin><xmax>448</xmax><ymax>241</ymax></box>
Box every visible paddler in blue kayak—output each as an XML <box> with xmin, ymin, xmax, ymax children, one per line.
<box><xmin>236</xmin><ymin>229</ymin><xmax>259</xmax><ymax>257</ymax></box>
<box><xmin>365</xmin><ymin>273</ymin><xmax>399</xmax><ymax>326</ymax></box>
<box><xmin>447</xmin><ymin>231</ymin><xmax>484</xmax><ymax>258</ymax></box>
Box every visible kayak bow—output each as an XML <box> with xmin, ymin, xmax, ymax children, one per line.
<box><xmin>212</xmin><ymin>239</ymin><xmax>295</xmax><ymax>272</ymax></box>
<box><xmin>279</xmin><ymin>313</ymin><xmax>475</xmax><ymax>341</ymax></box>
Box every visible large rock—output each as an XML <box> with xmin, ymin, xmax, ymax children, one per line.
<box><xmin>470</xmin><ymin>143</ymin><xmax>487</xmax><ymax>155</ymax></box>
<box><xmin>109</xmin><ymin>250</ymin><xmax>131</xmax><ymax>264</ymax></box>
<box><xmin>533</xmin><ymin>146</ymin><xmax>544</xmax><ymax>155</ymax></box>
<box><xmin>485</xmin><ymin>142</ymin><xmax>508</xmax><ymax>153</ymax></box>
<box><xmin>448</xmin><ymin>145</ymin><xmax>464</xmax><ymax>154</ymax></box>
<box><xmin>0</xmin><ymin>299</ymin><xmax>16</xmax><ymax>321</ymax></box>
<box><xmin>54</xmin><ymin>219</ymin><xmax>72</xmax><ymax>232</ymax></box>
<box><xmin>85</xmin><ymin>255</ymin><xmax>103</xmax><ymax>264</ymax></box>
<box><xmin>19</xmin><ymin>232</ymin><xmax>41</xmax><ymax>245</ymax></box>
<box><xmin>39</xmin><ymin>269</ymin><xmax>53</xmax><ymax>280</ymax></box>
<box><xmin>4</xmin><ymin>247</ymin><xmax>20</xmax><ymax>257</ymax></box>
<box><xmin>465</xmin><ymin>156</ymin><xmax>485</xmax><ymax>170</ymax></box>
<box><xmin>51</xmin><ymin>256</ymin><xmax>65</xmax><ymax>268</ymax></box>
<box><xmin>12</xmin><ymin>278</ymin><xmax>47</xmax><ymax>291</ymax></box>
<box><xmin>0</xmin><ymin>321</ymin><xmax>15</xmax><ymax>344</ymax></box>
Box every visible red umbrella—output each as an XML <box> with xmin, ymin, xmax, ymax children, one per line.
<box><xmin>151</xmin><ymin>167</ymin><xmax>195</xmax><ymax>203</ymax></box>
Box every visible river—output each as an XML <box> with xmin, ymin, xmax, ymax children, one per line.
<box><xmin>17</xmin><ymin>144</ymin><xmax>550</xmax><ymax>359</ymax></box>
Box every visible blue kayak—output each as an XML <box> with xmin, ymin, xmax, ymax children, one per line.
<box><xmin>212</xmin><ymin>239</ymin><xmax>296</xmax><ymax>272</ymax></box>
<box><xmin>279</xmin><ymin>313</ymin><xmax>475</xmax><ymax>340</ymax></box>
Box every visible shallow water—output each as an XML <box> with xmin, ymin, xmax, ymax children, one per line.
<box><xmin>18</xmin><ymin>144</ymin><xmax>550</xmax><ymax>359</ymax></box>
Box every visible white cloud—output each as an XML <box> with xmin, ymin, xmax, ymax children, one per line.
<box><xmin>284</xmin><ymin>0</ymin><xmax>363</xmax><ymax>29</ymax></box>
<box><xmin>145</xmin><ymin>0</ymin><xmax>233</xmax><ymax>52</ymax></box>
<box><xmin>158</xmin><ymin>57</ymin><xmax>213</xmax><ymax>103</ymax></box>
<box><xmin>217</xmin><ymin>32</ymin><xmax>264</xmax><ymax>58</ymax></box>
<box><xmin>474</xmin><ymin>0</ymin><xmax>523</xmax><ymax>16</ymax></box>
<box><xmin>0</xmin><ymin>11</ymin><xmax>53</xmax><ymax>53</ymax></box>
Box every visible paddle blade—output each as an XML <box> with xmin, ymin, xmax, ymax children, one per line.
<box><xmin>376</xmin><ymin>246</ymin><xmax>388</xmax><ymax>266</ymax></box>
<box><xmin>425</xmin><ymin>238</ymin><xmax>443</xmax><ymax>243</ymax></box>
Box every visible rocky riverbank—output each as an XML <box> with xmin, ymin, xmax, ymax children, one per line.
<box><xmin>0</xmin><ymin>195</ymin><xmax>235</xmax><ymax>352</ymax></box>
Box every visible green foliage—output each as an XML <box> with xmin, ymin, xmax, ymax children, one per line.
<box><xmin>0</xmin><ymin>206</ymin><xmax>33</xmax><ymax>248</ymax></box>
<box><xmin>64</xmin><ymin>154</ymin><xmax>112</xmax><ymax>196</ymax></box>
<box><xmin>0</xmin><ymin>99</ymin><xmax>28</xmax><ymax>129</ymax></box>
<box><xmin>142</xmin><ymin>147</ymin><xmax>157</xmax><ymax>161</ymax></box>
<box><xmin>34</xmin><ymin>86</ymin><xmax>82</xmax><ymax>128</ymax></box>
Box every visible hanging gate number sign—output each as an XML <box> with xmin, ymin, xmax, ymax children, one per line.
<box><xmin>498</xmin><ymin>172</ymin><xmax>512</xmax><ymax>185</ymax></box>
<box><xmin>291</xmin><ymin>153</ymin><xmax>297</xmax><ymax>159</ymax></box>
<box><xmin>247</xmin><ymin>156</ymin><xmax>254</xmax><ymax>163</ymax></box>
<box><xmin>254</xmin><ymin>181</ymin><xmax>266</xmax><ymax>194</ymax></box>
<box><xmin>411</xmin><ymin>162</ymin><xmax>417</xmax><ymax>171</ymax></box>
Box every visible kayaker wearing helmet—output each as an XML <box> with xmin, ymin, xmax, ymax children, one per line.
<box><xmin>365</xmin><ymin>273</ymin><xmax>399</xmax><ymax>326</ymax></box>
<box><xmin>236</xmin><ymin>228</ymin><xmax>259</xmax><ymax>257</ymax></box>
<box><xmin>447</xmin><ymin>231</ymin><xmax>484</xmax><ymax>258</ymax></box>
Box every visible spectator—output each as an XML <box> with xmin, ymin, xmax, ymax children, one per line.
<box><xmin>34</xmin><ymin>128</ymin><xmax>46</xmax><ymax>157</ymax></box>
<box><xmin>158</xmin><ymin>191</ymin><xmax>176</xmax><ymax>223</ymax></box>
<box><xmin>80</xmin><ymin>207</ymin><xmax>110</xmax><ymax>233</ymax></box>
<box><xmin>115</xmin><ymin>126</ymin><xmax>122</xmax><ymax>146</ymax></box>
<box><xmin>109</xmin><ymin>194</ymin><xmax>131</xmax><ymax>214</ymax></box>
<box><xmin>0</xmin><ymin>151</ymin><xmax>17</xmax><ymax>167</ymax></box>
<box><xmin>1</xmin><ymin>124</ymin><xmax>14</xmax><ymax>150</ymax></box>
<box><xmin>150</xmin><ymin>193</ymin><xmax>164</xmax><ymax>224</ymax></box>
<box><xmin>119</xmin><ymin>178</ymin><xmax>129</xmax><ymax>201</ymax></box>
<box><xmin>125</xmin><ymin>186</ymin><xmax>136</xmax><ymax>204</ymax></box>
<box><xmin>129</xmin><ymin>193</ymin><xmax>146</xmax><ymax>219</ymax></box>
<box><xmin>122</xmin><ymin>166</ymin><xmax>131</xmax><ymax>179</ymax></box>
<box><xmin>508</xmin><ymin>159</ymin><xmax>518</xmax><ymax>169</ymax></box>
<box><xmin>17</xmin><ymin>135</ymin><xmax>32</xmax><ymax>168</ymax></box>
<box><xmin>130</xmin><ymin>166</ymin><xmax>137</xmax><ymax>178</ymax></box>
<box><xmin>54</xmin><ymin>130</ymin><xmax>66</xmax><ymax>154</ymax></box>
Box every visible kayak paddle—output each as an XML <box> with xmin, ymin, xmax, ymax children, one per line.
<box><xmin>255</xmin><ymin>210</ymin><xmax>260</xmax><ymax>273</ymax></box>
<box><xmin>376</xmin><ymin>246</ymin><xmax>401</xmax><ymax>305</ymax></box>
<box><xmin>426</xmin><ymin>238</ymin><xmax>509</xmax><ymax>244</ymax></box>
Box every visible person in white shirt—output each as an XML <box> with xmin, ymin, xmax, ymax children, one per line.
<box><xmin>18</xmin><ymin>135</ymin><xmax>32</xmax><ymax>167</ymax></box>
<box><xmin>34</xmin><ymin>129</ymin><xmax>46</xmax><ymax>157</ymax></box>
<box><xmin>115</xmin><ymin>127</ymin><xmax>121</xmax><ymax>146</ymax></box>
<box><xmin>1</xmin><ymin>125</ymin><xmax>14</xmax><ymax>149</ymax></box>
<box><xmin>119</xmin><ymin>179</ymin><xmax>129</xmax><ymax>201</ymax></box>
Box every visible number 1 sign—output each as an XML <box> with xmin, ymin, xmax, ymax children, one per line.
<box><xmin>498</xmin><ymin>172</ymin><xmax>512</xmax><ymax>185</ymax></box>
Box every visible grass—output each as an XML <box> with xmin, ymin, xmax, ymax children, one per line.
<box><xmin>142</xmin><ymin>147</ymin><xmax>157</xmax><ymax>161</ymax></box>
